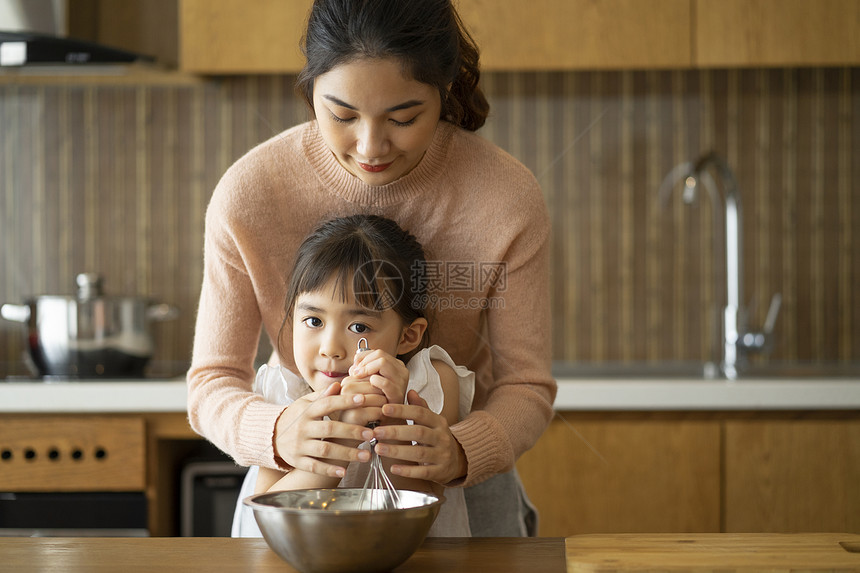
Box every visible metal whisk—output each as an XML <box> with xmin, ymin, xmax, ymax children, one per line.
<box><xmin>354</xmin><ymin>338</ymin><xmax>402</xmax><ymax>511</ymax></box>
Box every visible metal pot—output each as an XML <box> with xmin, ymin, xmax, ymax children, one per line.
<box><xmin>1</xmin><ymin>273</ymin><xmax>178</xmax><ymax>378</ymax></box>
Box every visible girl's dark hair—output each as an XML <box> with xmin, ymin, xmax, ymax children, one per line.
<box><xmin>296</xmin><ymin>0</ymin><xmax>489</xmax><ymax>131</ymax></box>
<box><xmin>279</xmin><ymin>214</ymin><xmax>430</xmax><ymax>358</ymax></box>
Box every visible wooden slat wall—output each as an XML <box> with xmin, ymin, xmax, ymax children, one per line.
<box><xmin>1</xmin><ymin>69</ymin><xmax>857</xmax><ymax>377</ymax></box>
<box><xmin>481</xmin><ymin>68</ymin><xmax>858</xmax><ymax>364</ymax></box>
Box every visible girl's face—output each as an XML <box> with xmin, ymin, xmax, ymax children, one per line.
<box><xmin>292</xmin><ymin>277</ymin><xmax>421</xmax><ymax>392</ymax></box>
<box><xmin>312</xmin><ymin>57</ymin><xmax>442</xmax><ymax>186</ymax></box>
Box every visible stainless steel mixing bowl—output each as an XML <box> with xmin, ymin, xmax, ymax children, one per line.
<box><xmin>244</xmin><ymin>488</ymin><xmax>443</xmax><ymax>573</ymax></box>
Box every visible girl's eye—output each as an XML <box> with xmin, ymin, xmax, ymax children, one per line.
<box><xmin>349</xmin><ymin>323</ymin><xmax>369</xmax><ymax>334</ymax></box>
<box><xmin>302</xmin><ymin>317</ymin><xmax>323</xmax><ymax>328</ymax></box>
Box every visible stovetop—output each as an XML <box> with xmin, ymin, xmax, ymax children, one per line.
<box><xmin>1</xmin><ymin>361</ymin><xmax>189</xmax><ymax>382</ymax></box>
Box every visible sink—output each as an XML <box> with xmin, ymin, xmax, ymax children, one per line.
<box><xmin>552</xmin><ymin>361</ymin><xmax>860</xmax><ymax>380</ymax></box>
<box><xmin>740</xmin><ymin>363</ymin><xmax>860</xmax><ymax>379</ymax></box>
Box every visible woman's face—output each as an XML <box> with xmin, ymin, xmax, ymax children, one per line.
<box><xmin>312</xmin><ymin>57</ymin><xmax>442</xmax><ymax>186</ymax></box>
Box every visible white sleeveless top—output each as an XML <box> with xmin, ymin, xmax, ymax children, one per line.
<box><xmin>232</xmin><ymin>345</ymin><xmax>475</xmax><ymax>537</ymax></box>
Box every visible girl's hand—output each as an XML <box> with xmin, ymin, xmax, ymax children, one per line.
<box><xmin>338</xmin><ymin>376</ymin><xmax>386</xmax><ymax>426</ymax></box>
<box><xmin>369</xmin><ymin>390</ymin><xmax>468</xmax><ymax>485</ymax></box>
<box><xmin>273</xmin><ymin>381</ymin><xmax>378</xmax><ymax>478</ymax></box>
<box><xmin>349</xmin><ymin>348</ymin><xmax>410</xmax><ymax>406</ymax></box>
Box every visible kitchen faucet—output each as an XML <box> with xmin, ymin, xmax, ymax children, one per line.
<box><xmin>659</xmin><ymin>152</ymin><xmax>781</xmax><ymax>379</ymax></box>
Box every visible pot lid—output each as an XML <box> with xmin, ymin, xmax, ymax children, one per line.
<box><xmin>22</xmin><ymin>273</ymin><xmax>153</xmax><ymax>303</ymax></box>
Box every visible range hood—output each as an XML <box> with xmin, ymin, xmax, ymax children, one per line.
<box><xmin>0</xmin><ymin>30</ymin><xmax>153</xmax><ymax>67</ymax></box>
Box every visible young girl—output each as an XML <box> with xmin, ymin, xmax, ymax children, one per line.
<box><xmin>232</xmin><ymin>214</ymin><xmax>474</xmax><ymax>537</ymax></box>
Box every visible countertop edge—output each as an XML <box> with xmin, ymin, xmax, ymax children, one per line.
<box><xmin>1</xmin><ymin>378</ymin><xmax>859</xmax><ymax>413</ymax></box>
<box><xmin>0</xmin><ymin>380</ymin><xmax>188</xmax><ymax>413</ymax></box>
<box><xmin>553</xmin><ymin>378</ymin><xmax>860</xmax><ymax>410</ymax></box>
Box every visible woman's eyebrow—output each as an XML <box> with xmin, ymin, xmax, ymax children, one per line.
<box><xmin>322</xmin><ymin>94</ymin><xmax>425</xmax><ymax>112</ymax></box>
<box><xmin>387</xmin><ymin>99</ymin><xmax>424</xmax><ymax>112</ymax></box>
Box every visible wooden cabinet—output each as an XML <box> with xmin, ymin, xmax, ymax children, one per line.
<box><xmin>73</xmin><ymin>0</ymin><xmax>691</xmax><ymax>73</ymax></box>
<box><xmin>69</xmin><ymin>0</ymin><xmax>312</xmax><ymax>73</ymax></box>
<box><xmin>0</xmin><ymin>413</ymin><xmax>200</xmax><ymax>536</ymax></box>
<box><xmin>517</xmin><ymin>412</ymin><xmax>860</xmax><ymax>537</ymax></box>
<box><xmin>725</xmin><ymin>418</ymin><xmax>860</xmax><ymax>533</ymax></box>
<box><xmin>177</xmin><ymin>0</ymin><xmax>312</xmax><ymax>73</ymax></box>
<box><xmin>456</xmin><ymin>0</ymin><xmax>691</xmax><ymax>71</ymax></box>
<box><xmin>516</xmin><ymin>413</ymin><xmax>721</xmax><ymax>536</ymax></box>
<box><xmin>71</xmin><ymin>0</ymin><xmax>860</xmax><ymax>73</ymax></box>
<box><xmin>5</xmin><ymin>410</ymin><xmax>859</xmax><ymax>536</ymax></box>
<box><xmin>694</xmin><ymin>0</ymin><xmax>860</xmax><ymax>68</ymax></box>
<box><xmin>0</xmin><ymin>416</ymin><xmax>145</xmax><ymax>491</ymax></box>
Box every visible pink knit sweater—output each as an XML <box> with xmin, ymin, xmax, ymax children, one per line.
<box><xmin>187</xmin><ymin>120</ymin><xmax>556</xmax><ymax>487</ymax></box>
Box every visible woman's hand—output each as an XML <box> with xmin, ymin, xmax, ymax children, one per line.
<box><xmin>349</xmin><ymin>349</ymin><xmax>410</xmax><ymax>406</ymax></box>
<box><xmin>370</xmin><ymin>390</ymin><xmax>468</xmax><ymax>485</ymax></box>
<box><xmin>273</xmin><ymin>381</ymin><xmax>382</xmax><ymax>478</ymax></box>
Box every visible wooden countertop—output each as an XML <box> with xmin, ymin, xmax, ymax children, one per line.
<box><xmin>566</xmin><ymin>533</ymin><xmax>860</xmax><ymax>572</ymax></box>
<box><xmin>0</xmin><ymin>536</ymin><xmax>566</xmax><ymax>572</ymax></box>
<box><xmin>5</xmin><ymin>534</ymin><xmax>860</xmax><ymax>571</ymax></box>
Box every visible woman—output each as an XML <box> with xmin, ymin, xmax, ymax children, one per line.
<box><xmin>187</xmin><ymin>0</ymin><xmax>555</xmax><ymax>536</ymax></box>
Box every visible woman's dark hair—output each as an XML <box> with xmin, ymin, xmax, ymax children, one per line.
<box><xmin>296</xmin><ymin>0</ymin><xmax>489</xmax><ymax>131</ymax></box>
<box><xmin>279</xmin><ymin>214</ymin><xmax>430</xmax><ymax>358</ymax></box>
